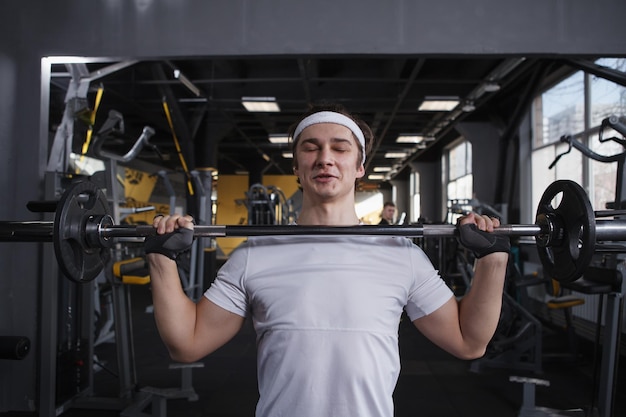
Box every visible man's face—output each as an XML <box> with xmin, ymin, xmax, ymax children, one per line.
<box><xmin>293</xmin><ymin>123</ymin><xmax>365</xmax><ymax>201</ymax></box>
<box><xmin>382</xmin><ymin>205</ymin><xmax>396</xmax><ymax>221</ymax></box>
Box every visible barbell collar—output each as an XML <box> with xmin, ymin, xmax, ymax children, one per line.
<box><xmin>594</xmin><ymin>219</ymin><xmax>626</xmax><ymax>241</ymax></box>
<box><xmin>87</xmin><ymin>215</ymin><xmax>115</xmax><ymax>248</ymax></box>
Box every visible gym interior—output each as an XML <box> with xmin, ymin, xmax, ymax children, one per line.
<box><xmin>1</xmin><ymin>1</ymin><xmax>626</xmax><ymax>416</ymax></box>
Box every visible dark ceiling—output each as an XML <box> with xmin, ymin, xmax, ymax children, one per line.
<box><xmin>48</xmin><ymin>55</ymin><xmax>592</xmax><ymax>187</ymax></box>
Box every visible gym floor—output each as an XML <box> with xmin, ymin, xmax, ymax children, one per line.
<box><xmin>17</xmin><ymin>283</ymin><xmax>622</xmax><ymax>417</ymax></box>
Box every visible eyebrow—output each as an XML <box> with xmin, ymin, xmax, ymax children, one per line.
<box><xmin>298</xmin><ymin>137</ymin><xmax>355</xmax><ymax>146</ymax></box>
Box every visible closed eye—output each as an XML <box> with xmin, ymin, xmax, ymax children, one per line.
<box><xmin>330</xmin><ymin>138</ymin><xmax>354</xmax><ymax>152</ymax></box>
<box><xmin>301</xmin><ymin>144</ymin><xmax>320</xmax><ymax>152</ymax></box>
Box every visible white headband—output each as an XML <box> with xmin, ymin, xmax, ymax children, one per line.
<box><xmin>293</xmin><ymin>111</ymin><xmax>366</xmax><ymax>164</ymax></box>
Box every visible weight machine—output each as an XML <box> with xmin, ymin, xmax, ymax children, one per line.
<box><xmin>245</xmin><ymin>183</ymin><xmax>296</xmax><ymax>225</ymax></box>
<box><xmin>39</xmin><ymin>100</ymin><xmax>206</xmax><ymax>416</ymax></box>
<box><xmin>89</xmin><ymin>117</ymin><xmax>209</xmax><ymax>416</ymax></box>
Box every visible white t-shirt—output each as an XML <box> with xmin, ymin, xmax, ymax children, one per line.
<box><xmin>204</xmin><ymin>234</ymin><xmax>453</xmax><ymax>417</ymax></box>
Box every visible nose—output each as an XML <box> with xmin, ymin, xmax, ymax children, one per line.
<box><xmin>315</xmin><ymin>145</ymin><xmax>333</xmax><ymax>166</ymax></box>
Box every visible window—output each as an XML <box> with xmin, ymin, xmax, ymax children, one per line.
<box><xmin>590</xmin><ymin>58</ymin><xmax>626</xmax><ymax>125</ymax></box>
<box><xmin>531</xmin><ymin>58</ymin><xmax>626</xmax><ymax>217</ymax></box>
<box><xmin>410</xmin><ymin>171</ymin><xmax>420</xmax><ymax>223</ymax></box>
<box><xmin>447</xmin><ymin>140</ymin><xmax>473</xmax><ymax>201</ymax></box>
<box><xmin>445</xmin><ymin>140</ymin><xmax>473</xmax><ymax>223</ymax></box>
<box><xmin>534</xmin><ymin>71</ymin><xmax>585</xmax><ymax>148</ymax></box>
<box><xmin>531</xmin><ymin>139</ymin><xmax>583</xmax><ymax>214</ymax></box>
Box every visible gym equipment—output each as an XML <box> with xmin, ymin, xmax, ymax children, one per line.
<box><xmin>245</xmin><ymin>183</ymin><xmax>296</xmax><ymax>226</ymax></box>
<box><xmin>0</xmin><ymin>336</ymin><xmax>31</xmax><ymax>360</ymax></box>
<box><xmin>2</xmin><ymin>179</ymin><xmax>626</xmax><ymax>284</ymax></box>
<box><xmin>54</xmin><ymin>181</ymin><xmax>113</xmax><ymax>283</ymax></box>
<box><xmin>535</xmin><ymin>180</ymin><xmax>597</xmax><ymax>284</ymax></box>
<box><xmin>560</xmin><ymin>266</ymin><xmax>623</xmax><ymax>417</ymax></box>
<box><xmin>509</xmin><ymin>375</ymin><xmax>584</xmax><ymax>416</ymax></box>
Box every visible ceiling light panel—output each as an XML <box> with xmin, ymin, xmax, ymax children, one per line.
<box><xmin>396</xmin><ymin>134</ymin><xmax>424</xmax><ymax>144</ymax></box>
<box><xmin>367</xmin><ymin>174</ymin><xmax>386</xmax><ymax>180</ymax></box>
<box><xmin>418</xmin><ymin>97</ymin><xmax>459</xmax><ymax>111</ymax></box>
<box><xmin>384</xmin><ymin>152</ymin><xmax>409</xmax><ymax>159</ymax></box>
<box><xmin>242</xmin><ymin>96</ymin><xmax>280</xmax><ymax>112</ymax></box>
<box><xmin>268</xmin><ymin>134</ymin><xmax>290</xmax><ymax>144</ymax></box>
<box><xmin>483</xmin><ymin>82</ymin><xmax>501</xmax><ymax>92</ymax></box>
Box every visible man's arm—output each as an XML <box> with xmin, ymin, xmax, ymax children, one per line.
<box><xmin>413</xmin><ymin>213</ymin><xmax>509</xmax><ymax>359</ymax></box>
<box><xmin>146</xmin><ymin>214</ymin><xmax>245</xmax><ymax>363</ymax></box>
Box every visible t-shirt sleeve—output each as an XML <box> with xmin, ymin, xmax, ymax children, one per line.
<box><xmin>404</xmin><ymin>246</ymin><xmax>453</xmax><ymax>321</ymax></box>
<box><xmin>203</xmin><ymin>243</ymin><xmax>249</xmax><ymax>317</ymax></box>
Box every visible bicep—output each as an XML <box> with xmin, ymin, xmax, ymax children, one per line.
<box><xmin>412</xmin><ymin>297</ymin><xmax>467</xmax><ymax>358</ymax></box>
<box><xmin>192</xmin><ymin>297</ymin><xmax>246</xmax><ymax>357</ymax></box>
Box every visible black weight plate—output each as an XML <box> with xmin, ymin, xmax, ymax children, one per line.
<box><xmin>53</xmin><ymin>181</ymin><xmax>112</xmax><ymax>283</ymax></box>
<box><xmin>535</xmin><ymin>180</ymin><xmax>595</xmax><ymax>283</ymax></box>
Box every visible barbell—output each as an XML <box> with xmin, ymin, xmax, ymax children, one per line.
<box><xmin>2</xmin><ymin>179</ymin><xmax>626</xmax><ymax>284</ymax></box>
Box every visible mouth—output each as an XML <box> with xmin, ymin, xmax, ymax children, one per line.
<box><xmin>313</xmin><ymin>172</ymin><xmax>337</xmax><ymax>181</ymax></box>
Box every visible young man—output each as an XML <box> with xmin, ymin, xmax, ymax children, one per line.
<box><xmin>379</xmin><ymin>201</ymin><xmax>397</xmax><ymax>225</ymax></box>
<box><xmin>145</xmin><ymin>104</ymin><xmax>509</xmax><ymax>417</ymax></box>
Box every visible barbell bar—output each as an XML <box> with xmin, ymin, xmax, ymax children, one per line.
<box><xmin>5</xmin><ymin>218</ymin><xmax>626</xmax><ymax>242</ymax></box>
<box><xmin>120</xmin><ymin>220</ymin><xmax>626</xmax><ymax>239</ymax></box>
<box><xmin>1</xmin><ymin>179</ymin><xmax>626</xmax><ymax>284</ymax></box>
<box><xmin>0</xmin><ymin>220</ymin><xmax>543</xmax><ymax>240</ymax></box>
<box><xmin>104</xmin><ymin>223</ymin><xmax>544</xmax><ymax>238</ymax></box>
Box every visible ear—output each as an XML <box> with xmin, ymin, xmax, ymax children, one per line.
<box><xmin>355</xmin><ymin>163</ymin><xmax>365</xmax><ymax>179</ymax></box>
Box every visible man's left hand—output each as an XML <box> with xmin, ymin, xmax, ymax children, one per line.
<box><xmin>457</xmin><ymin>213</ymin><xmax>510</xmax><ymax>258</ymax></box>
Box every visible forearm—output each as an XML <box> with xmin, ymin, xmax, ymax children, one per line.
<box><xmin>458</xmin><ymin>252</ymin><xmax>508</xmax><ymax>355</ymax></box>
<box><xmin>147</xmin><ymin>253</ymin><xmax>199</xmax><ymax>360</ymax></box>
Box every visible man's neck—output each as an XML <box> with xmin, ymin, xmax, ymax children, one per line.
<box><xmin>297</xmin><ymin>199</ymin><xmax>360</xmax><ymax>226</ymax></box>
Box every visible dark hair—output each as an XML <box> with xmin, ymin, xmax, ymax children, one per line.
<box><xmin>288</xmin><ymin>102</ymin><xmax>374</xmax><ymax>171</ymax></box>
<box><xmin>383</xmin><ymin>201</ymin><xmax>396</xmax><ymax>208</ymax></box>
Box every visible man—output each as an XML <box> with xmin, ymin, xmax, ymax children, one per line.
<box><xmin>379</xmin><ymin>201</ymin><xmax>396</xmax><ymax>225</ymax></box>
<box><xmin>145</xmin><ymin>104</ymin><xmax>509</xmax><ymax>417</ymax></box>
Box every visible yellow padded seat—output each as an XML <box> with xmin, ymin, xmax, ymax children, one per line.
<box><xmin>113</xmin><ymin>257</ymin><xmax>150</xmax><ymax>285</ymax></box>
